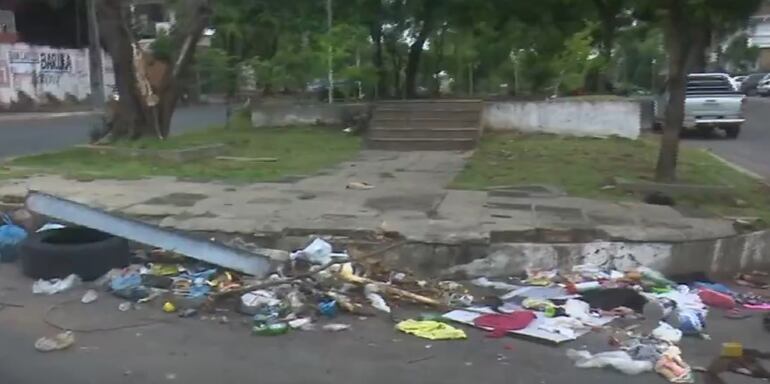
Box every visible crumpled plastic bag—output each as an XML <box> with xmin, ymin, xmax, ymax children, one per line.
<box><xmin>396</xmin><ymin>319</ymin><xmax>467</xmax><ymax>340</ymax></box>
<box><xmin>290</xmin><ymin>238</ymin><xmax>348</xmax><ymax>265</ymax></box>
<box><xmin>35</xmin><ymin>331</ymin><xmax>75</xmax><ymax>352</ymax></box>
<box><xmin>567</xmin><ymin>349</ymin><xmax>654</xmax><ymax>375</ymax></box>
<box><xmin>32</xmin><ymin>274</ymin><xmax>81</xmax><ymax>295</ymax></box>
<box><xmin>0</xmin><ymin>213</ymin><xmax>27</xmax><ymax>262</ymax></box>
<box><xmin>364</xmin><ymin>284</ymin><xmax>391</xmax><ymax>314</ymax></box>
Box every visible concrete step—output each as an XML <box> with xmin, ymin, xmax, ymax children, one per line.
<box><xmin>376</xmin><ymin>100</ymin><xmax>482</xmax><ymax>112</ymax></box>
<box><xmin>374</xmin><ymin>109</ymin><xmax>482</xmax><ymax>119</ymax></box>
<box><xmin>366</xmin><ymin>138</ymin><xmax>476</xmax><ymax>151</ymax></box>
<box><xmin>371</xmin><ymin>117</ymin><xmax>480</xmax><ymax>128</ymax></box>
<box><xmin>368</xmin><ymin>127</ymin><xmax>480</xmax><ymax>139</ymax></box>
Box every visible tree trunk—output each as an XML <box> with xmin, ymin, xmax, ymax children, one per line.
<box><xmin>370</xmin><ymin>23</ymin><xmax>386</xmax><ymax>99</ymax></box>
<box><xmin>97</xmin><ymin>0</ymin><xmax>211</xmax><ymax>140</ymax></box>
<box><xmin>384</xmin><ymin>36</ymin><xmax>402</xmax><ymax>97</ymax></box>
<box><xmin>97</xmin><ymin>0</ymin><xmax>154</xmax><ymax>139</ymax></box>
<box><xmin>592</xmin><ymin>0</ymin><xmax>618</xmax><ymax>93</ymax></box>
<box><xmin>431</xmin><ymin>24</ymin><xmax>447</xmax><ymax>97</ymax></box>
<box><xmin>404</xmin><ymin>0</ymin><xmax>438</xmax><ymax>98</ymax></box>
<box><xmin>655</xmin><ymin>1</ymin><xmax>691</xmax><ymax>182</ymax></box>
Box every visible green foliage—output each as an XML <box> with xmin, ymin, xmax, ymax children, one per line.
<box><xmin>722</xmin><ymin>33</ymin><xmax>760</xmax><ymax>73</ymax></box>
<box><xmin>150</xmin><ymin>31</ymin><xmax>174</xmax><ymax>62</ymax></box>
<box><xmin>552</xmin><ymin>24</ymin><xmax>598</xmax><ymax>95</ymax></box>
<box><xmin>196</xmin><ymin>48</ymin><xmax>237</xmax><ymax>94</ymax></box>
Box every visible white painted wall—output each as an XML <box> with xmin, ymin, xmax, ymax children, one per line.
<box><xmin>0</xmin><ymin>43</ymin><xmax>115</xmax><ymax>106</ymax></box>
<box><xmin>481</xmin><ymin>99</ymin><xmax>642</xmax><ymax>139</ymax></box>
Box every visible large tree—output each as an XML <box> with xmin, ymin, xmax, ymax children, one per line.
<box><xmin>644</xmin><ymin>0</ymin><xmax>761</xmax><ymax>181</ymax></box>
<box><xmin>98</xmin><ymin>0</ymin><xmax>212</xmax><ymax>139</ymax></box>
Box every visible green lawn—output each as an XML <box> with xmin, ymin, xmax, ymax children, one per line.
<box><xmin>453</xmin><ymin>132</ymin><xmax>770</xmax><ymax>222</ymax></box>
<box><xmin>8</xmin><ymin>125</ymin><xmax>361</xmax><ymax>182</ymax></box>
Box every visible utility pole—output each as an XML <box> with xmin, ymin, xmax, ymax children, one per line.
<box><xmin>86</xmin><ymin>0</ymin><xmax>105</xmax><ymax>110</ymax></box>
<box><xmin>326</xmin><ymin>0</ymin><xmax>333</xmax><ymax>104</ymax></box>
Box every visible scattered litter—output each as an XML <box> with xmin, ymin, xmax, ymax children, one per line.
<box><xmin>566</xmin><ymin>349</ymin><xmax>653</xmax><ymax>375</ymax></box>
<box><xmin>396</xmin><ymin>320</ymin><xmax>467</xmax><ymax>340</ymax></box>
<box><xmin>652</xmin><ymin>322</ymin><xmax>683</xmax><ymax>344</ymax></box>
<box><xmin>0</xmin><ymin>213</ymin><xmax>27</xmax><ymax>262</ymax></box>
<box><xmin>473</xmin><ymin>312</ymin><xmax>536</xmax><ymax>338</ymax></box>
<box><xmin>253</xmin><ymin>323</ymin><xmax>289</xmax><ymax>336</ymax></box>
<box><xmin>346</xmin><ymin>181</ymin><xmax>374</xmax><ymax>190</ymax></box>
<box><xmin>178</xmin><ymin>308</ymin><xmax>198</xmax><ymax>318</ymax></box>
<box><xmin>32</xmin><ymin>274</ymin><xmax>81</xmax><ymax>295</ymax></box>
<box><xmin>162</xmin><ymin>302</ymin><xmax>177</xmax><ymax>313</ymax></box>
<box><xmin>471</xmin><ymin>277</ymin><xmax>519</xmax><ymax>291</ymax></box>
<box><xmin>81</xmin><ymin>289</ymin><xmax>98</xmax><ymax>304</ymax></box>
<box><xmin>322</xmin><ymin>323</ymin><xmax>351</xmax><ymax>332</ymax></box>
<box><xmin>118</xmin><ymin>302</ymin><xmax>132</xmax><ymax>312</ymax></box>
<box><xmin>35</xmin><ymin>331</ymin><xmax>75</xmax><ymax>352</ymax></box>
<box><xmin>655</xmin><ymin>346</ymin><xmax>693</xmax><ymax>383</ymax></box>
<box><xmin>288</xmin><ymin>318</ymin><xmax>314</xmax><ymax>330</ymax></box>
<box><xmin>365</xmin><ymin>284</ymin><xmax>391</xmax><ymax>314</ymax></box>
<box><xmin>36</xmin><ymin>223</ymin><xmax>66</xmax><ymax>232</ymax></box>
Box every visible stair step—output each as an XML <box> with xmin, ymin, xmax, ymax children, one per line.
<box><xmin>369</xmin><ymin>128</ymin><xmax>479</xmax><ymax>139</ymax></box>
<box><xmin>366</xmin><ymin>138</ymin><xmax>476</xmax><ymax>151</ymax></box>
<box><xmin>371</xmin><ymin>117</ymin><xmax>479</xmax><ymax>128</ymax></box>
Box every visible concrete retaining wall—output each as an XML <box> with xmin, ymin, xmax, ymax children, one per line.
<box><xmin>423</xmin><ymin>230</ymin><xmax>770</xmax><ymax>279</ymax></box>
<box><xmin>251</xmin><ymin>102</ymin><xmax>368</xmax><ymax>127</ymax></box>
<box><xmin>481</xmin><ymin>99</ymin><xmax>643</xmax><ymax>139</ymax></box>
<box><xmin>0</xmin><ymin>43</ymin><xmax>115</xmax><ymax>106</ymax></box>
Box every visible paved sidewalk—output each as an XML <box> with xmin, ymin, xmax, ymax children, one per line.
<box><xmin>0</xmin><ymin>150</ymin><xmax>736</xmax><ymax>245</ymax></box>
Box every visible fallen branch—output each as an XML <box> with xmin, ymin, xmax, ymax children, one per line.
<box><xmin>337</xmin><ymin>264</ymin><xmax>443</xmax><ymax>307</ymax></box>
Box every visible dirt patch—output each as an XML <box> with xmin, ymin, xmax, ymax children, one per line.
<box><xmin>142</xmin><ymin>193</ymin><xmax>209</xmax><ymax>207</ymax></box>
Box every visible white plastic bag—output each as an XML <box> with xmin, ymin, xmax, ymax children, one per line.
<box><xmin>470</xmin><ymin>277</ymin><xmax>519</xmax><ymax>291</ymax></box>
<box><xmin>364</xmin><ymin>284</ymin><xmax>391</xmax><ymax>313</ymax></box>
<box><xmin>567</xmin><ymin>349</ymin><xmax>654</xmax><ymax>375</ymax></box>
<box><xmin>32</xmin><ymin>274</ymin><xmax>81</xmax><ymax>295</ymax></box>
<box><xmin>290</xmin><ymin>238</ymin><xmax>348</xmax><ymax>265</ymax></box>
<box><xmin>652</xmin><ymin>322</ymin><xmax>683</xmax><ymax>344</ymax></box>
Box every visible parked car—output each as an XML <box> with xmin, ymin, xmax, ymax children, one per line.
<box><xmin>757</xmin><ymin>74</ymin><xmax>770</xmax><ymax>96</ymax></box>
<box><xmin>739</xmin><ymin>72</ymin><xmax>768</xmax><ymax>95</ymax></box>
<box><xmin>655</xmin><ymin>73</ymin><xmax>746</xmax><ymax>138</ymax></box>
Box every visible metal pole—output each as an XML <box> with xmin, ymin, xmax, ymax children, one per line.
<box><xmin>326</xmin><ymin>0</ymin><xmax>333</xmax><ymax>104</ymax></box>
<box><xmin>86</xmin><ymin>0</ymin><xmax>105</xmax><ymax>110</ymax></box>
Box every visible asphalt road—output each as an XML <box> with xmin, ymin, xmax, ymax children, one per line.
<box><xmin>687</xmin><ymin>97</ymin><xmax>770</xmax><ymax>181</ymax></box>
<box><xmin>0</xmin><ymin>104</ymin><xmax>227</xmax><ymax>159</ymax></box>
<box><xmin>0</xmin><ymin>265</ymin><xmax>767</xmax><ymax>384</ymax></box>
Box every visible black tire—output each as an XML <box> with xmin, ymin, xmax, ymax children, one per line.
<box><xmin>724</xmin><ymin>125</ymin><xmax>741</xmax><ymax>139</ymax></box>
<box><xmin>20</xmin><ymin>227</ymin><xmax>130</xmax><ymax>281</ymax></box>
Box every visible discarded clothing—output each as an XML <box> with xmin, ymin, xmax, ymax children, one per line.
<box><xmin>655</xmin><ymin>346</ymin><xmax>693</xmax><ymax>383</ymax></box>
<box><xmin>580</xmin><ymin>288</ymin><xmax>648</xmax><ymax>313</ymax></box>
<box><xmin>396</xmin><ymin>319</ymin><xmax>467</xmax><ymax>340</ymax></box>
<box><xmin>566</xmin><ymin>349</ymin><xmax>654</xmax><ymax>375</ymax></box>
<box><xmin>473</xmin><ymin>311</ymin><xmax>535</xmax><ymax>338</ymax></box>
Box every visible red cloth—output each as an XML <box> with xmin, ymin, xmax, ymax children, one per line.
<box><xmin>473</xmin><ymin>311</ymin><xmax>536</xmax><ymax>338</ymax></box>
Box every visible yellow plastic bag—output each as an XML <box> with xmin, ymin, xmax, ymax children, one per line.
<box><xmin>396</xmin><ymin>319</ymin><xmax>466</xmax><ymax>340</ymax></box>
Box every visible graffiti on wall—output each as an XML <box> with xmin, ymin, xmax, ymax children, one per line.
<box><xmin>39</xmin><ymin>52</ymin><xmax>73</xmax><ymax>73</ymax></box>
<box><xmin>0</xmin><ymin>43</ymin><xmax>114</xmax><ymax>105</ymax></box>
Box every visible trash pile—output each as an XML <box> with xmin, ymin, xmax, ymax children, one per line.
<box><xmin>4</xmin><ymin>193</ymin><xmax>770</xmax><ymax>381</ymax></box>
<box><xmin>444</xmin><ymin>266</ymin><xmax>770</xmax><ymax>383</ymax></box>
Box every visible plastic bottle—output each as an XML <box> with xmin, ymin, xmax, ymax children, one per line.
<box><xmin>252</xmin><ymin>323</ymin><xmax>289</xmax><ymax>336</ymax></box>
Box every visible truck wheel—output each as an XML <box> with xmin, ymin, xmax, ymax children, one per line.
<box><xmin>724</xmin><ymin>125</ymin><xmax>741</xmax><ymax>139</ymax></box>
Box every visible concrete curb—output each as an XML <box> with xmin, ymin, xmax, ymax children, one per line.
<box><xmin>705</xmin><ymin>150</ymin><xmax>769</xmax><ymax>185</ymax></box>
<box><xmin>390</xmin><ymin>229</ymin><xmax>770</xmax><ymax>278</ymax></box>
<box><xmin>0</xmin><ymin>110</ymin><xmax>100</xmax><ymax>123</ymax></box>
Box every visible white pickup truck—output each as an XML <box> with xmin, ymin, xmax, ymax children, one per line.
<box><xmin>656</xmin><ymin>73</ymin><xmax>746</xmax><ymax>138</ymax></box>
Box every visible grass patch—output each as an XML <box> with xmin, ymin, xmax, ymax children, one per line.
<box><xmin>9</xmin><ymin>125</ymin><xmax>360</xmax><ymax>182</ymax></box>
<box><xmin>453</xmin><ymin>132</ymin><xmax>770</xmax><ymax>222</ymax></box>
